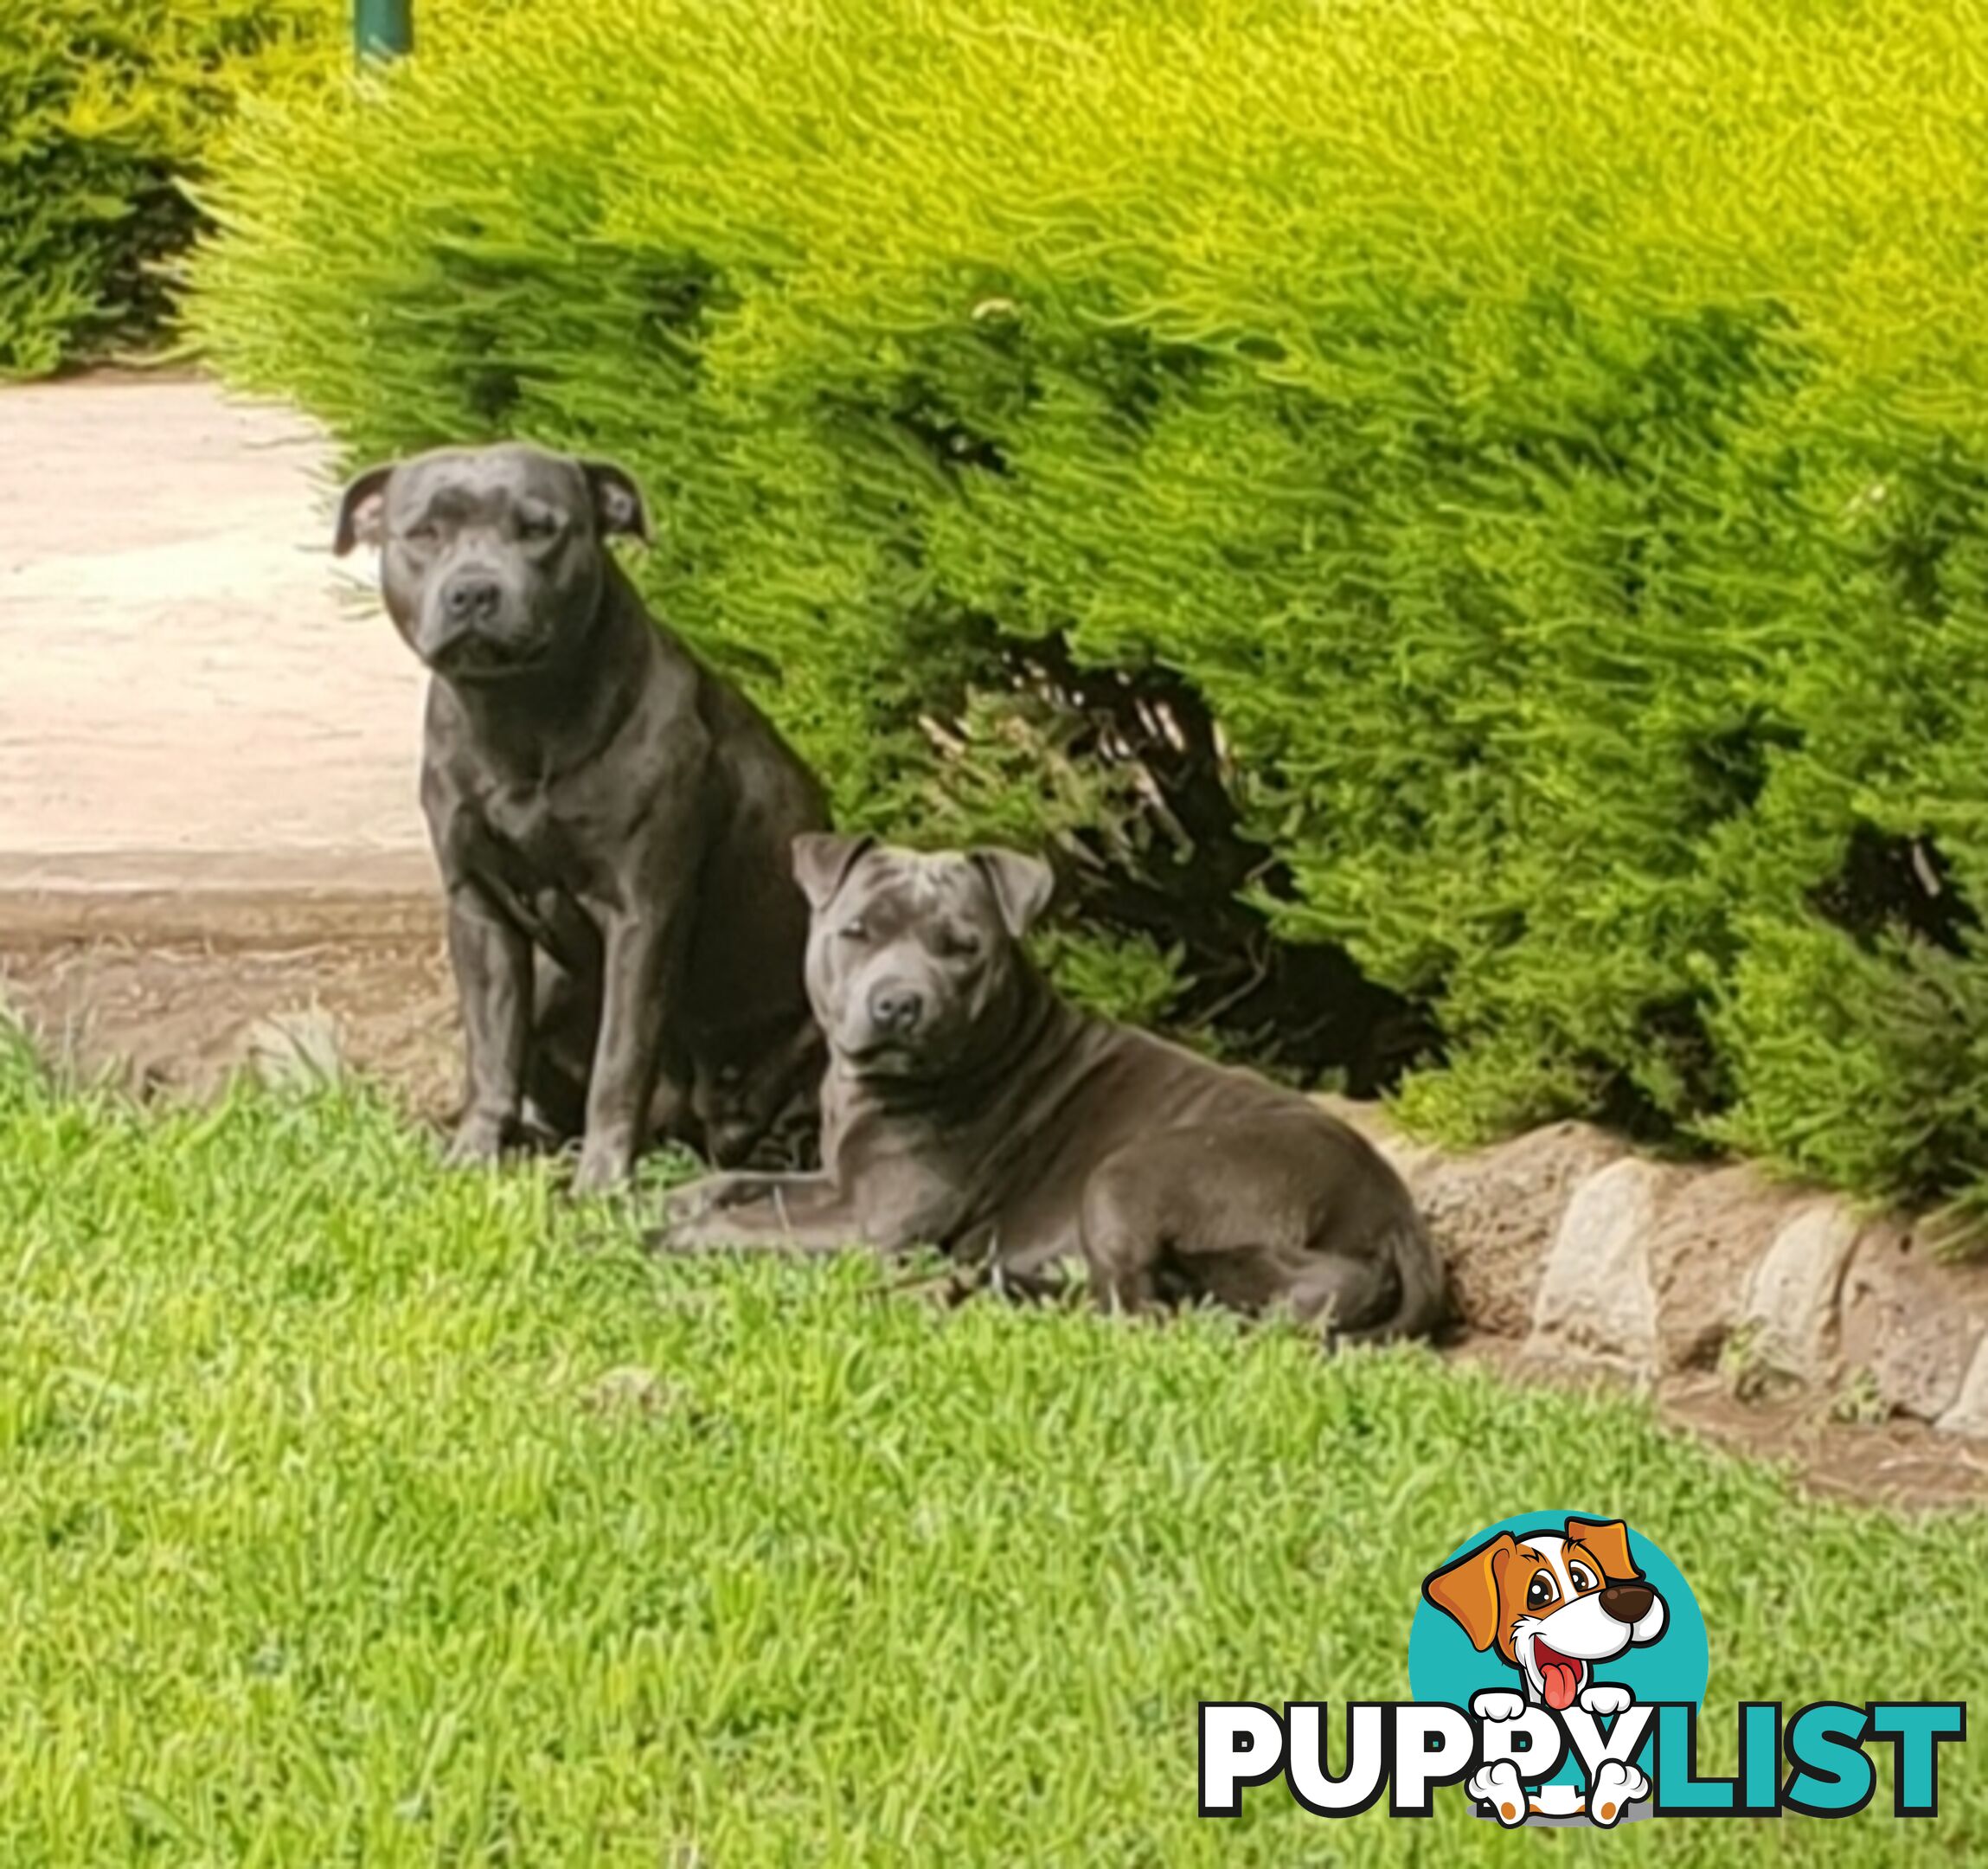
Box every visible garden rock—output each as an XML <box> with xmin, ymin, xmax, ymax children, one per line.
<box><xmin>1735</xmin><ymin>1203</ymin><xmax>1863</xmax><ymax>1391</ymax></box>
<box><xmin>1839</xmin><ymin>1223</ymin><xmax>1988</xmax><ymax>1426</ymax></box>
<box><xmin>1936</xmin><ymin>1339</ymin><xmax>1988</xmax><ymax>1440</ymax></box>
<box><xmin>1640</xmin><ymin>1163</ymin><xmax>1792</xmax><ymax>1374</ymax></box>
<box><xmin>1523</xmin><ymin>1158</ymin><xmax>1671</xmax><ymax>1374</ymax></box>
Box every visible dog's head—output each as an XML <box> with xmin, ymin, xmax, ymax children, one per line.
<box><xmin>788</xmin><ymin>835</ymin><xmax>1054</xmax><ymax>1084</ymax></box>
<box><xmin>333</xmin><ymin>442</ymin><xmax>648</xmax><ymax>681</ymax></box>
<box><xmin>1422</xmin><ymin>1518</ymin><xmax>1668</xmax><ymax>1712</ymax></box>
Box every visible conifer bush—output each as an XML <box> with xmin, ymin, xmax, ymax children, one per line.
<box><xmin>189</xmin><ymin>0</ymin><xmax>1988</xmax><ymax>1235</ymax></box>
<box><xmin>0</xmin><ymin>0</ymin><xmax>501</xmax><ymax>376</ymax></box>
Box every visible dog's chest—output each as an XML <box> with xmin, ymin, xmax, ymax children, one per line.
<box><xmin>452</xmin><ymin>783</ymin><xmax>612</xmax><ymax>956</ymax></box>
<box><xmin>477</xmin><ymin>780</ymin><xmax>577</xmax><ymax>869</ymax></box>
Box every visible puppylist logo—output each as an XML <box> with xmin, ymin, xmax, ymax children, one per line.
<box><xmin>1200</xmin><ymin>1509</ymin><xmax>1966</xmax><ymax>1829</ymax></box>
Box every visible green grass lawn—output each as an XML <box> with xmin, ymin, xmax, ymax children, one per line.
<box><xmin>1</xmin><ymin>1028</ymin><xmax>1982</xmax><ymax>1865</ymax></box>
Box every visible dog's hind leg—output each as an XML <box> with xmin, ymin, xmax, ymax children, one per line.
<box><xmin>1078</xmin><ymin>1129</ymin><xmax>1363</xmax><ymax>1321</ymax></box>
<box><xmin>1074</xmin><ymin>1125</ymin><xmax>1448</xmax><ymax>1346</ymax></box>
<box><xmin>1286</xmin><ymin>1251</ymin><xmax>1408</xmax><ymax>1346</ymax></box>
<box><xmin>1074</xmin><ymin>1153</ymin><xmax>1169</xmax><ymax>1313</ymax></box>
<box><xmin>1307</xmin><ymin>1216</ymin><xmax>1452</xmax><ymax>1346</ymax></box>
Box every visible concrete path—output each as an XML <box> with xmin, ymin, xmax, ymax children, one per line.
<box><xmin>0</xmin><ymin>373</ymin><xmax>430</xmax><ymax>893</ymax></box>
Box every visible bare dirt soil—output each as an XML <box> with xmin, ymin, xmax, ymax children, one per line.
<box><xmin>0</xmin><ymin>888</ymin><xmax>456</xmax><ymax>1113</ymax></box>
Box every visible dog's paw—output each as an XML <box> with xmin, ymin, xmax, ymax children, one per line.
<box><xmin>1467</xmin><ymin>1762</ymin><xmax>1529</xmax><ymax>1827</ymax></box>
<box><xmin>569</xmin><ymin>1140</ymin><xmax>635</xmax><ymax>1200</ymax></box>
<box><xmin>663</xmin><ymin>1180</ymin><xmax>714</xmax><ymax>1223</ymax></box>
<box><xmin>650</xmin><ymin>1179</ymin><xmax>716</xmax><ymax>1239</ymax></box>
<box><xmin>1587</xmin><ymin>1760</ymin><xmax>1648</xmax><ymax>1827</ymax></box>
<box><xmin>1470</xmin><ymin>1689</ymin><xmax>1528</xmax><ymax>1724</ymax></box>
<box><xmin>517</xmin><ymin>1097</ymin><xmax>571</xmax><ymax>1151</ymax></box>
<box><xmin>644</xmin><ymin>1222</ymin><xmax>708</xmax><ymax>1256</ymax></box>
<box><xmin>442</xmin><ymin>1111</ymin><xmax>508</xmax><ymax>1168</ymax></box>
<box><xmin>1579</xmin><ymin>1683</ymin><xmax>1634</xmax><ymax>1718</ymax></box>
<box><xmin>644</xmin><ymin>1178</ymin><xmax>747</xmax><ymax>1254</ymax></box>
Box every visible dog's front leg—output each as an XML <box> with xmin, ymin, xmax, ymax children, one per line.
<box><xmin>649</xmin><ymin>1172</ymin><xmax>871</xmax><ymax>1255</ymax></box>
<box><xmin>570</xmin><ymin>903</ymin><xmax>690</xmax><ymax>1196</ymax></box>
<box><xmin>443</xmin><ymin>882</ymin><xmax>532</xmax><ymax>1166</ymax></box>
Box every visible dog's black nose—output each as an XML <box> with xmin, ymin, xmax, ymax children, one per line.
<box><xmin>443</xmin><ymin>574</ymin><xmax>503</xmax><ymax>625</ymax></box>
<box><xmin>1599</xmin><ymin>1583</ymin><xmax>1655</xmax><ymax>1624</ymax></box>
<box><xmin>869</xmin><ymin>985</ymin><xmax>924</xmax><ymax>1033</ymax></box>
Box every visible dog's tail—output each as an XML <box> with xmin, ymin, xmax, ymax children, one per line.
<box><xmin>1324</xmin><ymin>1211</ymin><xmax>1455</xmax><ymax>1349</ymax></box>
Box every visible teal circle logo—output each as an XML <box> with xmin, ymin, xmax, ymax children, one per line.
<box><xmin>1408</xmin><ymin>1510</ymin><xmax>1708</xmax><ymax>1821</ymax></box>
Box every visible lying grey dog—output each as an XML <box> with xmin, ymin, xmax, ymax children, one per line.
<box><xmin>335</xmin><ymin>442</ymin><xmax>829</xmax><ymax>1193</ymax></box>
<box><xmin>654</xmin><ymin>836</ymin><xmax>1450</xmax><ymax>1340</ymax></box>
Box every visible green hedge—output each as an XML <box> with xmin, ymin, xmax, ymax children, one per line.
<box><xmin>0</xmin><ymin>0</ymin><xmax>510</xmax><ymax>376</ymax></box>
<box><xmin>0</xmin><ymin>0</ymin><xmax>317</xmax><ymax>375</ymax></box>
<box><xmin>189</xmin><ymin>0</ymin><xmax>1988</xmax><ymax>1234</ymax></box>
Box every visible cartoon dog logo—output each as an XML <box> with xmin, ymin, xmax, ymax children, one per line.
<box><xmin>1422</xmin><ymin>1517</ymin><xmax>1668</xmax><ymax>1826</ymax></box>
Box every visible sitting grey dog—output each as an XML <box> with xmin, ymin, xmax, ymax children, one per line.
<box><xmin>688</xmin><ymin>1012</ymin><xmax>827</xmax><ymax>1173</ymax></box>
<box><xmin>654</xmin><ymin>836</ymin><xmax>1450</xmax><ymax>1341</ymax></box>
<box><xmin>335</xmin><ymin>442</ymin><xmax>829</xmax><ymax>1193</ymax></box>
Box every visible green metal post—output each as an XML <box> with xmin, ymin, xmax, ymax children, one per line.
<box><xmin>355</xmin><ymin>0</ymin><xmax>413</xmax><ymax>61</ymax></box>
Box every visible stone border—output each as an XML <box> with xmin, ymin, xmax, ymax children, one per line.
<box><xmin>7</xmin><ymin>884</ymin><xmax>1985</xmax><ymax>1448</ymax></box>
<box><xmin>1320</xmin><ymin>1098</ymin><xmax>1988</xmax><ymax>1440</ymax></box>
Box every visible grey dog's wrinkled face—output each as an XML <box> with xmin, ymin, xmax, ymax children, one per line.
<box><xmin>793</xmin><ymin>836</ymin><xmax>1055</xmax><ymax>1080</ymax></box>
<box><xmin>332</xmin><ymin>443</ymin><xmax>647</xmax><ymax>680</ymax></box>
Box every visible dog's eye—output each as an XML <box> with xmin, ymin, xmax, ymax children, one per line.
<box><xmin>1568</xmin><ymin>1563</ymin><xmax>1598</xmax><ymax>1593</ymax></box>
<box><xmin>839</xmin><ymin>920</ymin><xmax>870</xmax><ymax>943</ymax></box>
<box><xmin>937</xmin><ymin>930</ymin><xmax>981</xmax><ymax>962</ymax></box>
<box><xmin>1525</xmin><ymin>1570</ymin><xmax>1558</xmax><ymax>1611</ymax></box>
<box><xmin>403</xmin><ymin>521</ymin><xmax>439</xmax><ymax>547</ymax></box>
<box><xmin>518</xmin><ymin>513</ymin><xmax>560</xmax><ymax>542</ymax></box>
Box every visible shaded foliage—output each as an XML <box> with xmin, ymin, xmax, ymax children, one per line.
<box><xmin>190</xmin><ymin>0</ymin><xmax>1988</xmax><ymax>1235</ymax></box>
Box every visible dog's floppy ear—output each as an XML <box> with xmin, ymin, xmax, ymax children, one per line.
<box><xmin>333</xmin><ymin>464</ymin><xmax>394</xmax><ymax>556</ymax></box>
<box><xmin>582</xmin><ymin>459</ymin><xmax>651</xmax><ymax>544</ymax></box>
<box><xmin>971</xmin><ymin>847</ymin><xmax>1055</xmax><ymax>938</ymax></box>
<box><xmin>1565</xmin><ymin>1518</ymin><xmax>1641</xmax><ymax>1583</ymax></box>
<box><xmin>792</xmin><ymin>832</ymin><xmax>875</xmax><ymax>910</ymax></box>
<box><xmin>1422</xmin><ymin>1532</ymin><xmax>1516</xmax><ymax>1653</ymax></box>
